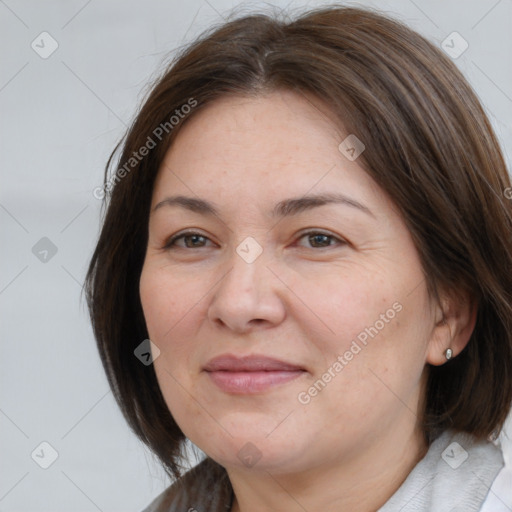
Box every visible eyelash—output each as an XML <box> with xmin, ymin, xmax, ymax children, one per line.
<box><xmin>162</xmin><ymin>230</ymin><xmax>347</xmax><ymax>250</ymax></box>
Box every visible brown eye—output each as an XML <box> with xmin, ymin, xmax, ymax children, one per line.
<box><xmin>297</xmin><ymin>231</ymin><xmax>346</xmax><ymax>249</ymax></box>
<box><xmin>164</xmin><ymin>232</ymin><xmax>212</xmax><ymax>249</ymax></box>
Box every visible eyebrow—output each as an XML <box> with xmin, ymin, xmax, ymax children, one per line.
<box><xmin>152</xmin><ymin>193</ymin><xmax>375</xmax><ymax>218</ymax></box>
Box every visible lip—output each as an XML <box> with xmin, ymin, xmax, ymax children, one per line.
<box><xmin>203</xmin><ymin>354</ymin><xmax>306</xmax><ymax>394</ymax></box>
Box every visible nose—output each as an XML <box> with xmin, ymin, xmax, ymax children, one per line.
<box><xmin>207</xmin><ymin>245</ymin><xmax>286</xmax><ymax>334</ymax></box>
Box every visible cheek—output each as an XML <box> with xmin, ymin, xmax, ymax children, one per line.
<box><xmin>298</xmin><ymin>265</ymin><xmax>431</xmax><ymax>402</ymax></box>
<box><xmin>139</xmin><ymin>264</ymin><xmax>205</xmax><ymax>341</ymax></box>
<box><xmin>139</xmin><ymin>265</ymin><xmax>206</xmax><ymax>391</ymax></box>
<box><xmin>289</xmin><ymin>265</ymin><xmax>392</xmax><ymax>354</ymax></box>
<box><xmin>139</xmin><ymin>266</ymin><xmax>206</xmax><ymax>426</ymax></box>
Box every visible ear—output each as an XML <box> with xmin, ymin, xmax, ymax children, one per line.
<box><xmin>426</xmin><ymin>289</ymin><xmax>478</xmax><ymax>366</ymax></box>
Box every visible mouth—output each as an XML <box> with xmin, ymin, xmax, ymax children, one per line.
<box><xmin>203</xmin><ymin>354</ymin><xmax>307</xmax><ymax>394</ymax></box>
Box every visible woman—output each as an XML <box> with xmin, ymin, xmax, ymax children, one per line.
<box><xmin>85</xmin><ymin>5</ymin><xmax>512</xmax><ymax>511</ymax></box>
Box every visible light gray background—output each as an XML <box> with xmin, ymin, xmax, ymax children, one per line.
<box><xmin>1</xmin><ymin>0</ymin><xmax>511</xmax><ymax>511</ymax></box>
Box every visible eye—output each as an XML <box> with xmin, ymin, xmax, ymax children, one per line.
<box><xmin>163</xmin><ymin>231</ymin><xmax>214</xmax><ymax>249</ymax></box>
<box><xmin>296</xmin><ymin>230</ymin><xmax>347</xmax><ymax>249</ymax></box>
<box><xmin>162</xmin><ymin>230</ymin><xmax>347</xmax><ymax>251</ymax></box>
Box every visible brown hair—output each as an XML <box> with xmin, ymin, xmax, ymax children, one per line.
<box><xmin>84</xmin><ymin>5</ymin><xmax>512</xmax><ymax>479</ymax></box>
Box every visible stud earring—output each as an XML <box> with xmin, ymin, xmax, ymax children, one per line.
<box><xmin>444</xmin><ymin>348</ymin><xmax>453</xmax><ymax>360</ymax></box>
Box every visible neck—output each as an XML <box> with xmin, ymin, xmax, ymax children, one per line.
<box><xmin>228</xmin><ymin>423</ymin><xmax>428</xmax><ymax>512</ymax></box>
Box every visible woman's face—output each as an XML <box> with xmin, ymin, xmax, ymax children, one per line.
<box><xmin>139</xmin><ymin>89</ymin><xmax>438</xmax><ymax>474</ymax></box>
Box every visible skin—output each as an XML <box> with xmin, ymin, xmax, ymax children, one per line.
<box><xmin>139</xmin><ymin>89</ymin><xmax>476</xmax><ymax>512</ymax></box>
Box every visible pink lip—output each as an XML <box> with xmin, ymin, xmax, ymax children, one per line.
<box><xmin>203</xmin><ymin>354</ymin><xmax>306</xmax><ymax>394</ymax></box>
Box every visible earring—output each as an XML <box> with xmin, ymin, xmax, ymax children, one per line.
<box><xmin>444</xmin><ymin>348</ymin><xmax>453</xmax><ymax>360</ymax></box>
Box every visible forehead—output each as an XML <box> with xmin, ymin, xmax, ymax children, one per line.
<box><xmin>152</xmin><ymin>90</ymin><xmax>380</xmax><ymax>211</ymax></box>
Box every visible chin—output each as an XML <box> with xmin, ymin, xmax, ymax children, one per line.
<box><xmin>192</xmin><ymin>420</ymin><xmax>310</xmax><ymax>473</ymax></box>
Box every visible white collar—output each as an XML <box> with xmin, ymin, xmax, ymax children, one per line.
<box><xmin>378</xmin><ymin>429</ymin><xmax>505</xmax><ymax>512</ymax></box>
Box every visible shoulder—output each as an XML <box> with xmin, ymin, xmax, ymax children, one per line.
<box><xmin>379</xmin><ymin>429</ymin><xmax>505</xmax><ymax>511</ymax></box>
<box><xmin>141</xmin><ymin>457</ymin><xmax>232</xmax><ymax>512</ymax></box>
<box><xmin>480</xmin><ymin>422</ymin><xmax>512</xmax><ymax>512</ymax></box>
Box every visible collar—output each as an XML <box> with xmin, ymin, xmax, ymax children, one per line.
<box><xmin>378</xmin><ymin>429</ymin><xmax>504</xmax><ymax>512</ymax></box>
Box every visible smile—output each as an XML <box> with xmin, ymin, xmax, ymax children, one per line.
<box><xmin>203</xmin><ymin>354</ymin><xmax>307</xmax><ymax>394</ymax></box>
